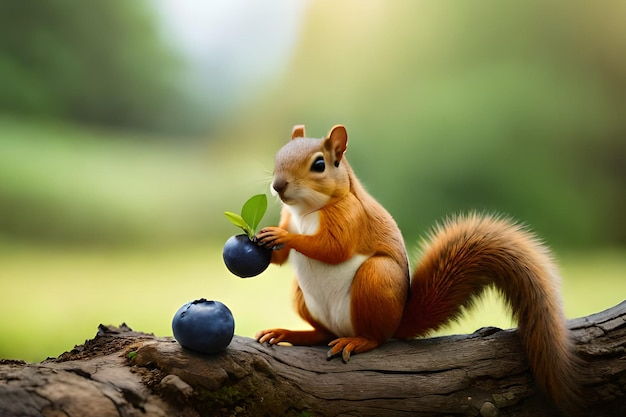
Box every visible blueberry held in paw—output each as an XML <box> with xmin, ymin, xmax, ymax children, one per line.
<box><xmin>172</xmin><ymin>299</ymin><xmax>234</xmax><ymax>354</ymax></box>
<box><xmin>223</xmin><ymin>194</ymin><xmax>271</xmax><ymax>278</ymax></box>
<box><xmin>223</xmin><ymin>234</ymin><xmax>271</xmax><ymax>278</ymax></box>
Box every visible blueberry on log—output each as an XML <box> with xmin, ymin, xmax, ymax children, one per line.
<box><xmin>222</xmin><ymin>234</ymin><xmax>271</xmax><ymax>278</ymax></box>
<box><xmin>172</xmin><ymin>299</ymin><xmax>235</xmax><ymax>354</ymax></box>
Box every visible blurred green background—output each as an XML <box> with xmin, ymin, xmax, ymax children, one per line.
<box><xmin>1</xmin><ymin>0</ymin><xmax>624</xmax><ymax>362</ymax></box>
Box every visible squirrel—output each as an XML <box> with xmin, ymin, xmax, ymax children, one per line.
<box><xmin>255</xmin><ymin>124</ymin><xmax>583</xmax><ymax>415</ymax></box>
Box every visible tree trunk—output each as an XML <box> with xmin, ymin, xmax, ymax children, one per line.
<box><xmin>1</xmin><ymin>301</ymin><xmax>624</xmax><ymax>417</ymax></box>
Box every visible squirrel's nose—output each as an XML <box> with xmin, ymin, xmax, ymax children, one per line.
<box><xmin>272</xmin><ymin>178</ymin><xmax>287</xmax><ymax>195</ymax></box>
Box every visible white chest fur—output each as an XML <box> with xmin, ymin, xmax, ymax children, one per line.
<box><xmin>287</xmin><ymin>207</ymin><xmax>368</xmax><ymax>337</ymax></box>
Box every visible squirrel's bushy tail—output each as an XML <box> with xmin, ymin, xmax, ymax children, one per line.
<box><xmin>395</xmin><ymin>213</ymin><xmax>582</xmax><ymax>415</ymax></box>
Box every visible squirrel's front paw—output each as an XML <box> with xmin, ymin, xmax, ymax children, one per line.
<box><xmin>256</xmin><ymin>227</ymin><xmax>289</xmax><ymax>249</ymax></box>
<box><xmin>256</xmin><ymin>328</ymin><xmax>291</xmax><ymax>345</ymax></box>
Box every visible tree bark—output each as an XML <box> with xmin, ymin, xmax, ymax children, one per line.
<box><xmin>1</xmin><ymin>301</ymin><xmax>624</xmax><ymax>417</ymax></box>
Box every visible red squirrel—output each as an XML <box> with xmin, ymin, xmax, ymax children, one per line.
<box><xmin>255</xmin><ymin>124</ymin><xmax>582</xmax><ymax>415</ymax></box>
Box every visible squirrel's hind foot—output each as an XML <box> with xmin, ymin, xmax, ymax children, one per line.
<box><xmin>327</xmin><ymin>336</ymin><xmax>380</xmax><ymax>363</ymax></box>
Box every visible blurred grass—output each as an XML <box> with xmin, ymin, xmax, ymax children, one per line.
<box><xmin>0</xmin><ymin>115</ymin><xmax>278</xmax><ymax>245</ymax></box>
<box><xmin>0</xmin><ymin>243</ymin><xmax>304</xmax><ymax>362</ymax></box>
<box><xmin>0</xmin><ymin>242</ymin><xmax>623</xmax><ymax>362</ymax></box>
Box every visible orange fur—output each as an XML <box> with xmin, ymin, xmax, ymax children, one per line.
<box><xmin>350</xmin><ymin>255</ymin><xmax>408</xmax><ymax>344</ymax></box>
<box><xmin>255</xmin><ymin>125</ymin><xmax>583</xmax><ymax>415</ymax></box>
<box><xmin>276</xmin><ymin>194</ymin><xmax>364</xmax><ymax>264</ymax></box>
<box><xmin>394</xmin><ymin>214</ymin><xmax>582</xmax><ymax>415</ymax></box>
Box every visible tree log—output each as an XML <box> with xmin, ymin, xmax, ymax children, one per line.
<box><xmin>1</xmin><ymin>301</ymin><xmax>624</xmax><ymax>417</ymax></box>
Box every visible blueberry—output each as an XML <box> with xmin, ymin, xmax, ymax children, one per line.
<box><xmin>172</xmin><ymin>299</ymin><xmax>234</xmax><ymax>354</ymax></box>
<box><xmin>222</xmin><ymin>234</ymin><xmax>271</xmax><ymax>278</ymax></box>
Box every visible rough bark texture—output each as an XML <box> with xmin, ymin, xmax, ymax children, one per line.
<box><xmin>1</xmin><ymin>301</ymin><xmax>624</xmax><ymax>417</ymax></box>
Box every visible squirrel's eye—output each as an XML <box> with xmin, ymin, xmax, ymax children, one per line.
<box><xmin>311</xmin><ymin>157</ymin><xmax>325</xmax><ymax>173</ymax></box>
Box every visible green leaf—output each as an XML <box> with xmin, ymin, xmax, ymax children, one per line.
<box><xmin>224</xmin><ymin>211</ymin><xmax>252</xmax><ymax>237</ymax></box>
<box><xmin>241</xmin><ymin>194</ymin><xmax>267</xmax><ymax>235</ymax></box>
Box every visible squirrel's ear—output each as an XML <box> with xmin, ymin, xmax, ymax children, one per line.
<box><xmin>325</xmin><ymin>125</ymin><xmax>348</xmax><ymax>167</ymax></box>
<box><xmin>291</xmin><ymin>125</ymin><xmax>306</xmax><ymax>140</ymax></box>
